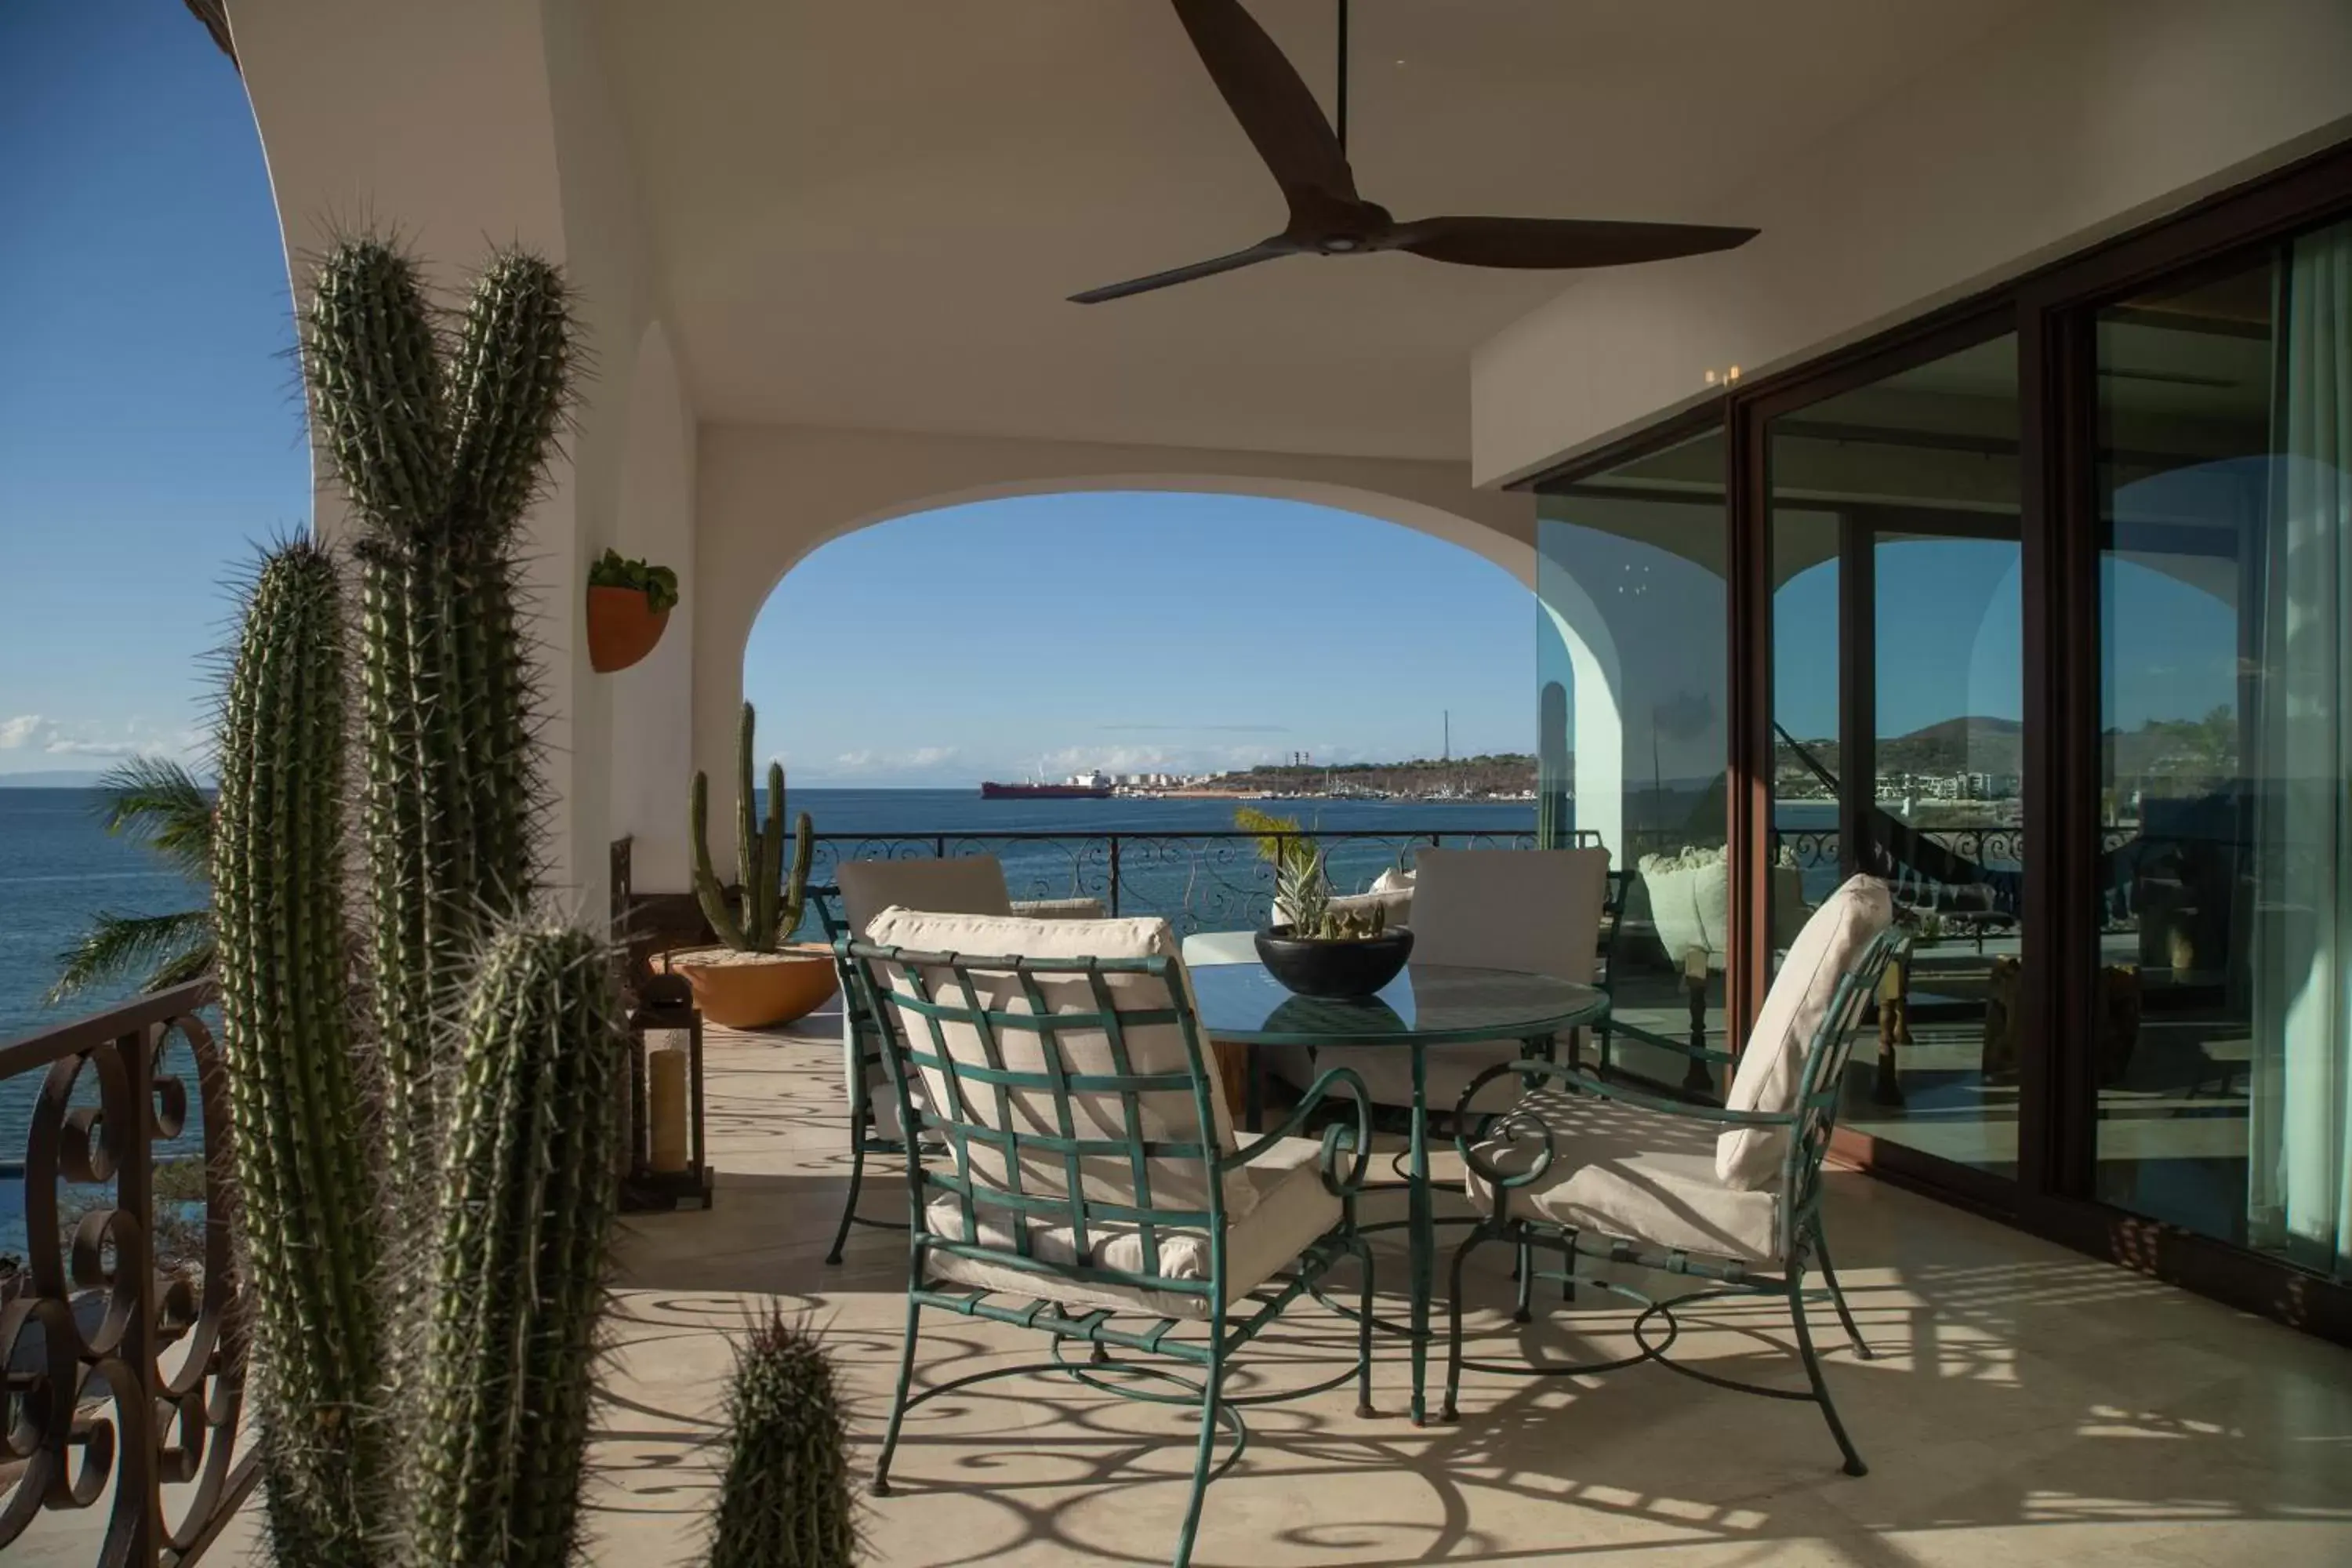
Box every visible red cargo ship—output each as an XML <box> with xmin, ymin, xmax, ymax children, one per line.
<box><xmin>979</xmin><ymin>780</ymin><xmax>1113</xmax><ymax>800</ymax></box>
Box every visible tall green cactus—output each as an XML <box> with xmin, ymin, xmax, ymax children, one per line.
<box><xmin>406</xmin><ymin>924</ymin><xmax>623</xmax><ymax>1568</ymax></box>
<box><xmin>303</xmin><ymin>234</ymin><xmax>571</xmax><ymax>1220</ymax></box>
<box><xmin>706</xmin><ymin>1309</ymin><xmax>859</xmax><ymax>1568</ymax></box>
<box><xmin>690</xmin><ymin>702</ymin><xmax>814</xmax><ymax>951</ymax></box>
<box><xmin>212</xmin><ymin>541</ymin><xmax>385</xmax><ymax>1565</ymax></box>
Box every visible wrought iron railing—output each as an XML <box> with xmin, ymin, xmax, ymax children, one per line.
<box><xmin>1770</xmin><ymin>825</ymin><xmax>2145</xmax><ymax>916</ymax></box>
<box><xmin>0</xmin><ymin>980</ymin><xmax>251</xmax><ymax>1566</ymax></box>
<box><xmin>803</xmin><ymin>827</ymin><xmax>1580</xmax><ymax>936</ymax></box>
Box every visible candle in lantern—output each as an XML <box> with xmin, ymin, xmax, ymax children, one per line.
<box><xmin>648</xmin><ymin>1046</ymin><xmax>690</xmax><ymax>1174</ymax></box>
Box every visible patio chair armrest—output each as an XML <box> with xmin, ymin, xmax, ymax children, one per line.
<box><xmin>1453</xmin><ymin>1058</ymin><xmax>1798</xmax><ymax>1193</ymax></box>
<box><xmin>1219</xmin><ymin>1065</ymin><xmax>1374</xmax><ymax>1197</ymax></box>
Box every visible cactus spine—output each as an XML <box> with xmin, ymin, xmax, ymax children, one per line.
<box><xmin>303</xmin><ymin>236</ymin><xmax>569</xmax><ymax>1222</ymax></box>
<box><xmin>706</xmin><ymin>1310</ymin><xmax>859</xmax><ymax>1568</ymax></box>
<box><xmin>690</xmin><ymin>702</ymin><xmax>813</xmax><ymax>951</ymax></box>
<box><xmin>407</xmin><ymin>924</ymin><xmax>623</xmax><ymax>1568</ymax></box>
<box><xmin>212</xmin><ymin>541</ymin><xmax>385</xmax><ymax>1564</ymax></box>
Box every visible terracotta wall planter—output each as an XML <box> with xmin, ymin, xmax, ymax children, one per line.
<box><xmin>665</xmin><ymin>942</ymin><xmax>838</xmax><ymax>1029</ymax></box>
<box><xmin>587</xmin><ymin>585</ymin><xmax>670</xmax><ymax>673</ymax></box>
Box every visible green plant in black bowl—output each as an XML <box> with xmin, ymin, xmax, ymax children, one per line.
<box><xmin>1254</xmin><ymin>846</ymin><xmax>1414</xmax><ymax>999</ymax></box>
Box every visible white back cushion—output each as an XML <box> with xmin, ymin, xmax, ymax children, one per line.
<box><xmin>1406</xmin><ymin>848</ymin><xmax>1611</xmax><ymax>982</ymax></box>
<box><xmin>1716</xmin><ymin>875</ymin><xmax>1893</xmax><ymax>1189</ymax></box>
<box><xmin>862</xmin><ymin>907</ymin><xmax>1254</xmax><ymax>1219</ymax></box>
<box><xmin>837</xmin><ymin>856</ymin><xmax>1012</xmax><ymax>935</ymax></box>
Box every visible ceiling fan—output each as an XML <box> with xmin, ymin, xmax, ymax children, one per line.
<box><xmin>1072</xmin><ymin>0</ymin><xmax>1759</xmax><ymax>304</ymax></box>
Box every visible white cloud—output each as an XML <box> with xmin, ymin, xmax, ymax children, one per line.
<box><xmin>0</xmin><ymin>713</ymin><xmax>191</xmax><ymax>761</ymax></box>
<box><xmin>44</xmin><ymin>738</ymin><xmax>148</xmax><ymax>757</ymax></box>
<box><xmin>819</xmin><ymin>746</ymin><xmax>964</xmax><ymax>779</ymax></box>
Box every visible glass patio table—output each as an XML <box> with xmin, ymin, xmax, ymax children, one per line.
<box><xmin>1189</xmin><ymin>960</ymin><xmax>1609</xmax><ymax>1425</ymax></box>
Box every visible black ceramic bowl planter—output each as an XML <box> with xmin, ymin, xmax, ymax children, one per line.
<box><xmin>1254</xmin><ymin>924</ymin><xmax>1414</xmax><ymax>1000</ymax></box>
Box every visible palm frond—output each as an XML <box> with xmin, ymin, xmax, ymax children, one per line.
<box><xmin>47</xmin><ymin>909</ymin><xmax>216</xmax><ymax>1005</ymax></box>
<box><xmin>1233</xmin><ymin>805</ymin><xmax>1316</xmax><ymax>873</ymax></box>
<box><xmin>93</xmin><ymin>757</ymin><xmax>214</xmax><ymax>882</ymax></box>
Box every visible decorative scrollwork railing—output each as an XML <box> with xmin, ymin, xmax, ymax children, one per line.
<box><xmin>801</xmin><ymin>827</ymin><xmax>1567</xmax><ymax>937</ymax></box>
<box><xmin>0</xmin><ymin>980</ymin><xmax>251</xmax><ymax>1566</ymax></box>
<box><xmin>1769</xmin><ymin>824</ymin><xmax>2148</xmax><ymax>918</ymax></box>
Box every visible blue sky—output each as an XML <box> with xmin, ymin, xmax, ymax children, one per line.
<box><xmin>751</xmin><ymin>493</ymin><xmax>1529</xmax><ymax>785</ymax></box>
<box><xmin>1</xmin><ymin>2</ymin><xmax>307</xmax><ymax>774</ymax></box>
<box><xmin>0</xmin><ymin>2</ymin><xmax>1531</xmax><ymax>786</ymax></box>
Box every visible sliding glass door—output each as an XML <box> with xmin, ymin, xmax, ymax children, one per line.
<box><xmin>1765</xmin><ymin>333</ymin><xmax>2025</xmax><ymax>1178</ymax></box>
<box><xmin>2089</xmin><ymin>221</ymin><xmax>2352</xmax><ymax>1280</ymax></box>
<box><xmin>1526</xmin><ymin>146</ymin><xmax>2352</xmax><ymax>1332</ymax></box>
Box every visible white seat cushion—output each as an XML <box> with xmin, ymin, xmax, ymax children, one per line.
<box><xmin>1286</xmin><ymin>848</ymin><xmax>1609</xmax><ymax>1112</ymax></box>
<box><xmin>924</xmin><ymin>1135</ymin><xmax>1341</xmax><ymax>1319</ymax></box>
<box><xmin>836</xmin><ymin>857</ymin><xmax>1016</xmax><ymax>1114</ymax></box>
<box><xmin>1717</xmin><ymin>875</ymin><xmax>1892</xmax><ymax>1189</ymax></box>
<box><xmin>863</xmin><ymin>906</ymin><xmax>1254</xmax><ymax>1220</ymax></box>
<box><xmin>1465</xmin><ymin>1091</ymin><xmax>1783</xmax><ymax>1264</ymax></box>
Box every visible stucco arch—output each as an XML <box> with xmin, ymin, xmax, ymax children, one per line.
<box><xmin>652</xmin><ymin>423</ymin><xmax>1538</xmax><ymax>890</ymax></box>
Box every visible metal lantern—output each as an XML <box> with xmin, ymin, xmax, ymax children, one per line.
<box><xmin>622</xmin><ymin>966</ymin><xmax>713</xmax><ymax>1211</ymax></box>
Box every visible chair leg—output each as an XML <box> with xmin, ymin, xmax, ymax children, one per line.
<box><xmin>1813</xmin><ymin>1232</ymin><xmax>1872</xmax><ymax>1361</ymax></box>
<box><xmin>826</xmin><ymin>1124</ymin><xmax>866</xmax><ymax>1266</ymax></box>
<box><xmin>1352</xmin><ymin>1236</ymin><xmax>1377</xmax><ymax>1419</ymax></box>
<box><xmin>872</xmin><ymin>1290</ymin><xmax>924</xmax><ymax>1496</ymax></box>
<box><xmin>1512</xmin><ymin>1239</ymin><xmax>1534</xmax><ymax>1324</ymax></box>
<box><xmin>1789</xmin><ymin>1272</ymin><xmax>1867</xmax><ymax>1477</ymax></box>
<box><xmin>1173</xmin><ymin>1348</ymin><xmax>1225</xmax><ymax>1568</ymax></box>
<box><xmin>1443</xmin><ymin>1221</ymin><xmax>1495</xmax><ymax>1423</ymax></box>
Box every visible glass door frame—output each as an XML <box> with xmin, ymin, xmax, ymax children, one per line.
<box><xmin>1519</xmin><ymin>135</ymin><xmax>2352</xmax><ymax>1341</ymax></box>
<box><xmin>1732</xmin><ymin>307</ymin><xmax>2030</xmax><ymax>1218</ymax></box>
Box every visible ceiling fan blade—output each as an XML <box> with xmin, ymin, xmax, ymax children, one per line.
<box><xmin>1069</xmin><ymin>239</ymin><xmax>1298</xmax><ymax>303</ymax></box>
<box><xmin>1385</xmin><ymin>216</ymin><xmax>1759</xmax><ymax>270</ymax></box>
<box><xmin>1171</xmin><ymin>0</ymin><xmax>1358</xmax><ymax>205</ymax></box>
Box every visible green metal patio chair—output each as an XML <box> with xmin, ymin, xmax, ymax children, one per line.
<box><xmin>1442</xmin><ymin>877</ymin><xmax>1904</xmax><ymax>1476</ymax></box>
<box><xmin>815</xmin><ymin>865</ymin><xmax>1112</xmax><ymax>1266</ymax></box>
<box><xmin>811</xmin><ymin>885</ymin><xmax>914</xmax><ymax>1265</ymax></box>
<box><xmin>842</xmin><ymin>906</ymin><xmax>1376</xmax><ymax>1568</ymax></box>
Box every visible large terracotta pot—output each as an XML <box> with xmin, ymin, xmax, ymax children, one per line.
<box><xmin>666</xmin><ymin>942</ymin><xmax>838</xmax><ymax>1029</ymax></box>
<box><xmin>586</xmin><ymin>586</ymin><xmax>670</xmax><ymax>673</ymax></box>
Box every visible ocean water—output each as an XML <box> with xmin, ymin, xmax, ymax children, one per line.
<box><xmin>0</xmin><ymin>784</ymin><xmax>1532</xmax><ymax>1255</ymax></box>
<box><xmin>2</xmin><ymin>788</ymin><xmax>210</xmax><ymax>1259</ymax></box>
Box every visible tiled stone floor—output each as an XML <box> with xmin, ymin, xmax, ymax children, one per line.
<box><xmin>31</xmin><ymin>1005</ymin><xmax>2348</xmax><ymax>1566</ymax></box>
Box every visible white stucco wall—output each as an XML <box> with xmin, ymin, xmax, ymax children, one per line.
<box><xmin>229</xmin><ymin>0</ymin><xmax>688</xmax><ymax>915</ymax></box>
<box><xmin>1472</xmin><ymin>0</ymin><xmax>2352</xmax><ymax>483</ymax></box>
<box><xmin>674</xmin><ymin>424</ymin><xmax>1537</xmax><ymax>889</ymax></box>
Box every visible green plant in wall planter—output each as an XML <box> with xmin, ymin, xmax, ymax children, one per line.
<box><xmin>588</xmin><ymin>548</ymin><xmax>680</xmax><ymax>672</ymax></box>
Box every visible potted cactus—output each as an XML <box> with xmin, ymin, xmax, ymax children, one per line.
<box><xmin>1254</xmin><ymin>844</ymin><xmax>1415</xmax><ymax>1000</ymax></box>
<box><xmin>670</xmin><ymin>701</ymin><xmax>838</xmax><ymax>1028</ymax></box>
<box><xmin>586</xmin><ymin>548</ymin><xmax>679</xmax><ymax>672</ymax></box>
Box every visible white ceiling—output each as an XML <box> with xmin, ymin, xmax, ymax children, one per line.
<box><xmin>588</xmin><ymin>1</ymin><xmax>2028</xmax><ymax>461</ymax></box>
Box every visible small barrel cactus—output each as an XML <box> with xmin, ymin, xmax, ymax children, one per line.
<box><xmin>212</xmin><ymin>539</ymin><xmax>385</xmax><ymax>1564</ymax></box>
<box><xmin>691</xmin><ymin>701</ymin><xmax>814</xmax><ymax>951</ymax></box>
<box><xmin>707</xmin><ymin>1308</ymin><xmax>858</xmax><ymax>1568</ymax></box>
<box><xmin>406</xmin><ymin>924</ymin><xmax>624</xmax><ymax>1568</ymax></box>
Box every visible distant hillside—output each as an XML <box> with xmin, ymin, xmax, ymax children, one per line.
<box><xmin>1773</xmin><ymin>716</ymin><xmax>2024</xmax><ymax>786</ymax></box>
<box><xmin>1879</xmin><ymin>715</ymin><xmax>2024</xmax><ymax>778</ymax></box>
